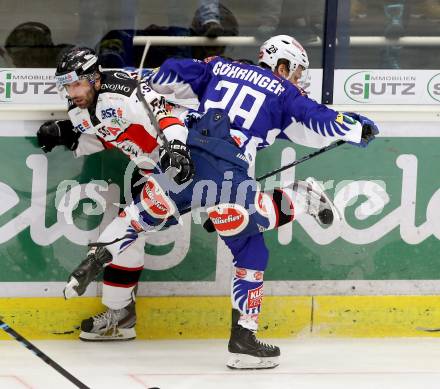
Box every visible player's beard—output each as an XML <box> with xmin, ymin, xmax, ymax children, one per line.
<box><xmin>73</xmin><ymin>87</ymin><xmax>96</xmax><ymax>109</ymax></box>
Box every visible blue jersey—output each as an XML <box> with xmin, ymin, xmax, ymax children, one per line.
<box><xmin>150</xmin><ymin>56</ymin><xmax>363</xmax><ymax>160</ymax></box>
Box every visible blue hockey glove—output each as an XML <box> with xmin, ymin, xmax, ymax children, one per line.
<box><xmin>344</xmin><ymin>112</ymin><xmax>379</xmax><ymax>148</ymax></box>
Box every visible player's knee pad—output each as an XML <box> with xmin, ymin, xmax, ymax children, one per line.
<box><xmin>207</xmin><ymin>203</ymin><xmax>250</xmax><ymax>237</ymax></box>
<box><xmin>136</xmin><ymin>176</ymin><xmax>176</xmax><ymax>227</ymax></box>
<box><xmin>232</xmin><ymin>267</ymin><xmax>264</xmax><ymax>315</ymax></box>
<box><xmin>206</xmin><ymin>188</ymin><xmax>295</xmax><ymax>237</ymax></box>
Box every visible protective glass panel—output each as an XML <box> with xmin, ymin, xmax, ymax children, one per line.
<box><xmin>0</xmin><ymin>0</ymin><xmax>326</xmax><ymax>69</ymax></box>
<box><xmin>335</xmin><ymin>0</ymin><xmax>440</xmax><ymax>69</ymax></box>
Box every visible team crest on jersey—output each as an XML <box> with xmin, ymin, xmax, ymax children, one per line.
<box><xmin>140</xmin><ymin>177</ymin><xmax>174</xmax><ymax>219</ymax></box>
<box><xmin>207</xmin><ymin>204</ymin><xmax>249</xmax><ymax>237</ymax></box>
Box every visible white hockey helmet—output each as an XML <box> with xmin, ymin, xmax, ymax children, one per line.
<box><xmin>259</xmin><ymin>35</ymin><xmax>309</xmax><ymax>79</ymax></box>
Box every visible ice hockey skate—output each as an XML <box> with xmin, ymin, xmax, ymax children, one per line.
<box><xmin>227</xmin><ymin>309</ymin><xmax>280</xmax><ymax>369</ymax></box>
<box><xmin>293</xmin><ymin>177</ymin><xmax>342</xmax><ymax>226</ymax></box>
<box><xmin>63</xmin><ymin>247</ymin><xmax>113</xmax><ymax>299</ymax></box>
<box><xmin>79</xmin><ymin>300</ymin><xmax>136</xmax><ymax>341</ymax></box>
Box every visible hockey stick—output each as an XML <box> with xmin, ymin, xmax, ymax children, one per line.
<box><xmin>0</xmin><ymin>318</ymin><xmax>90</xmax><ymax>389</ymax></box>
<box><xmin>135</xmin><ymin>39</ymin><xmax>175</xmax><ymax>163</ymax></box>
<box><xmin>88</xmin><ymin>139</ymin><xmax>345</xmax><ymax>247</ymax></box>
<box><xmin>255</xmin><ymin>139</ymin><xmax>345</xmax><ymax>181</ymax></box>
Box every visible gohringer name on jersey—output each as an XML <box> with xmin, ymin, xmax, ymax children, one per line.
<box><xmin>212</xmin><ymin>61</ymin><xmax>286</xmax><ymax>96</ymax></box>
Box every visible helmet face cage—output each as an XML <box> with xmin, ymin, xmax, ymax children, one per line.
<box><xmin>259</xmin><ymin>35</ymin><xmax>309</xmax><ymax>80</ymax></box>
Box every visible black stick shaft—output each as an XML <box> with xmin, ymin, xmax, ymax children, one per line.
<box><xmin>136</xmin><ymin>41</ymin><xmax>175</xmax><ymax>163</ymax></box>
<box><xmin>255</xmin><ymin>140</ymin><xmax>345</xmax><ymax>181</ymax></box>
<box><xmin>0</xmin><ymin>320</ymin><xmax>90</xmax><ymax>389</ymax></box>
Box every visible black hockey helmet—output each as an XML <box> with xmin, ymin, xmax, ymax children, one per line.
<box><xmin>55</xmin><ymin>47</ymin><xmax>100</xmax><ymax>87</ymax></box>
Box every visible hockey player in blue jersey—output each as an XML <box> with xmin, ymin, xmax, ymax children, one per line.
<box><xmin>144</xmin><ymin>34</ymin><xmax>378</xmax><ymax>369</ymax></box>
<box><xmin>60</xmin><ymin>36</ymin><xmax>378</xmax><ymax>370</ymax></box>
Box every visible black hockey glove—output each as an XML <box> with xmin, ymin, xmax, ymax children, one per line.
<box><xmin>159</xmin><ymin>140</ymin><xmax>195</xmax><ymax>185</ymax></box>
<box><xmin>37</xmin><ymin>120</ymin><xmax>80</xmax><ymax>153</ymax></box>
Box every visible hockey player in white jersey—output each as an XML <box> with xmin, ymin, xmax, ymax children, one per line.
<box><xmin>37</xmin><ymin>47</ymin><xmax>195</xmax><ymax>341</ymax></box>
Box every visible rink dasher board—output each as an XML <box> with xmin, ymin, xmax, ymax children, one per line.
<box><xmin>0</xmin><ymin>120</ymin><xmax>440</xmax><ymax>295</ymax></box>
<box><xmin>2</xmin><ymin>295</ymin><xmax>440</xmax><ymax>340</ymax></box>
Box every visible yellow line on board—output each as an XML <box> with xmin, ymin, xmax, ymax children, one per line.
<box><xmin>313</xmin><ymin>295</ymin><xmax>440</xmax><ymax>337</ymax></box>
<box><xmin>1</xmin><ymin>296</ymin><xmax>440</xmax><ymax>340</ymax></box>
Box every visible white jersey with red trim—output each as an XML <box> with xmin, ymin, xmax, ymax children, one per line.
<box><xmin>69</xmin><ymin>70</ymin><xmax>188</xmax><ymax>170</ymax></box>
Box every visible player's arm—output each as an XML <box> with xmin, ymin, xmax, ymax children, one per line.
<box><xmin>149</xmin><ymin>57</ymin><xmax>213</xmax><ymax>101</ymax></box>
<box><xmin>135</xmin><ymin>83</ymin><xmax>194</xmax><ymax>184</ymax></box>
<box><xmin>280</xmin><ymin>87</ymin><xmax>379</xmax><ymax>147</ymax></box>
<box><xmin>37</xmin><ymin>119</ymin><xmax>107</xmax><ymax>157</ymax></box>
<box><xmin>136</xmin><ymin>81</ymin><xmax>188</xmax><ymax>144</ymax></box>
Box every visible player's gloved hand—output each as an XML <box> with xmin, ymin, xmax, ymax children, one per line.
<box><xmin>344</xmin><ymin>112</ymin><xmax>379</xmax><ymax>148</ymax></box>
<box><xmin>159</xmin><ymin>140</ymin><xmax>195</xmax><ymax>185</ymax></box>
<box><xmin>37</xmin><ymin>120</ymin><xmax>80</xmax><ymax>153</ymax></box>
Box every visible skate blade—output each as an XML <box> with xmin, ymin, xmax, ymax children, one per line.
<box><xmin>63</xmin><ymin>278</ymin><xmax>79</xmax><ymax>300</ymax></box>
<box><xmin>226</xmin><ymin>353</ymin><xmax>279</xmax><ymax>370</ymax></box>
<box><xmin>305</xmin><ymin>177</ymin><xmax>343</xmax><ymax>223</ymax></box>
<box><xmin>79</xmin><ymin>327</ymin><xmax>136</xmax><ymax>342</ymax></box>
